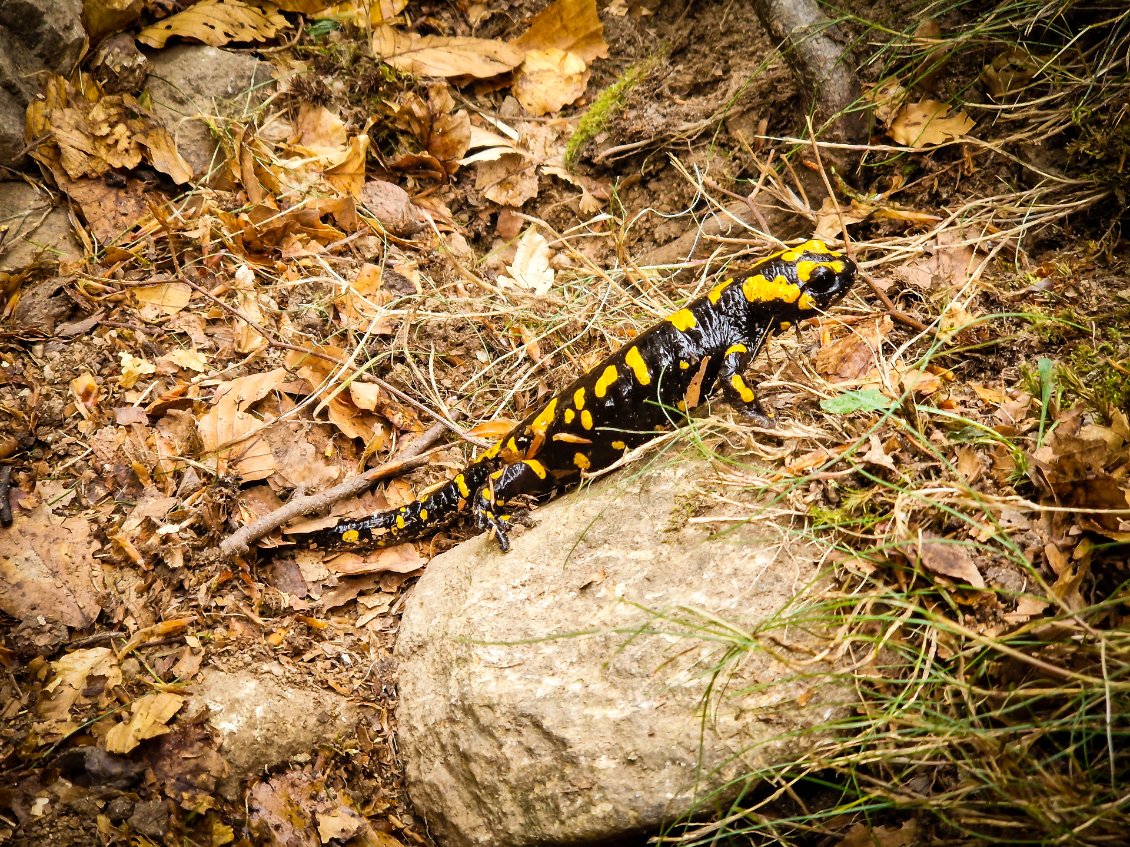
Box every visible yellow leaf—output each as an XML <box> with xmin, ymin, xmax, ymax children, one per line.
<box><xmin>513</xmin><ymin>0</ymin><xmax>609</xmax><ymax>64</ymax></box>
<box><xmin>103</xmin><ymin>692</ymin><xmax>185</xmax><ymax>754</ymax></box>
<box><xmin>889</xmin><ymin>99</ymin><xmax>975</xmax><ymax>147</ymax></box>
<box><xmin>196</xmin><ymin>369</ymin><xmax>288</xmax><ymax>481</ymax></box>
<box><xmin>373</xmin><ymin>25</ymin><xmax>525</xmax><ymax>79</ymax></box>
<box><xmin>137</xmin><ymin>0</ymin><xmax>289</xmax><ymax>49</ymax></box>
<box><xmin>118</xmin><ymin>351</ymin><xmax>156</xmax><ymax>388</ymax></box>
<box><xmin>133</xmin><ymin>282</ymin><xmax>193</xmax><ymax>316</ymax></box>
<box><xmin>513</xmin><ymin>48</ymin><xmax>589</xmax><ymax>116</ymax></box>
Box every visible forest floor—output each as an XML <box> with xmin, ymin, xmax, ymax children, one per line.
<box><xmin>1</xmin><ymin>0</ymin><xmax>1128</xmax><ymax>845</ymax></box>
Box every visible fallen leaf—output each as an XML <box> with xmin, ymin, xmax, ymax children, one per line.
<box><xmin>0</xmin><ymin>507</ymin><xmax>102</xmax><ymax>627</ymax></box>
<box><xmin>373</xmin><ymin>25</ymin><xmax>525</xmax><ymax>79</ymax></box>
<box><xmin>815</xmin><ymin>317</ymin><xmax>891</xmax><ymax>382</ymax></box>
<box><xmin>104</xmin><ymin>691</ymin><xmax>185</xmax><ymax>754</ymax></box>
<box><xmin>513</xmin><ymin>0</ymin><xmax>609</xmax><ymax>64</ymax></box>
<box><xmin>27</xmin><ymin>75</ymin><xmax>192</xmax><ymax>184</ymax></box>
<box><xmin>475</xmin><ymin>152</ymin><xmax>539</xmax><ymax>206</ymax></box>
<box><xmin>916</xmin><ymin>534</ymin><xmax>985</xmax><ymax>588</ymax></box>
<box><xmin>133</xmin><ymin>282</ymin><xmax>193</xmax><ymax>317</ymax></box>
<box><xmin>137</xmin><ymin>0</ymin><xmax>289</xmax><ymax>48</ymax></box>
<box><xmin>498</xmin><ymin>228</ymin><xmax>554</xmax><ymax>295</ymax></box>
<box><xmin>324</xmin><ymin>543</ymin><xmax>425</xmax><ymax>576</ymax></box>
<box><xmin>861</xmin><ymin>433</ymin><xmax>898</xmax><ymax>471</ymax></box>
<box><xmin>513</xmin><ymin>48</ymin><xmax>589</xmax><ymax>116</ymax></box>
<box><xmin>159</xmin><ymin>348</ymin><xmax>210</xmax><ymax>372</ymax></box>
<box><xmin>889</xmin><ymin>99</ymin><xmax>975</xmax><ymax>147</ymax></box>
<box><xmin>119</xmin><ymin>351</ymin><xmax>156</xmax><ymax>388</ymax></box>
<box><xmin>196</xmin><ymin>369</ymin><xmax>288</xmax><ymax>481</ymax></box>
<box><xmin>36</xmin><ymin>647</ymin><xmax>123</xmax><ymax>725</ymax></box>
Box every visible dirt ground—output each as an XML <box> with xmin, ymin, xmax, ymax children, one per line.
<box><xmin>2</xmin><ymin>0</ymin><xmax>1127</xmax><ymax>845</ymax></box>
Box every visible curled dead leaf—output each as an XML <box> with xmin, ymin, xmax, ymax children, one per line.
<box><xmin>889</xmin><ymin>99</ymin><xmax>975</xmax><ymax>147</ymax></box>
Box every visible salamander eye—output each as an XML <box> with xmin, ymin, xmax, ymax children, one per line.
<box><xmin>801</xmin><ymin>260</ymin><xmax>855</xmax><ymax>305</ymax></box>
<box><xmin>804</xmin><ymin>265</ymin><xmax>839</xmax><ymax>295</ymax></box>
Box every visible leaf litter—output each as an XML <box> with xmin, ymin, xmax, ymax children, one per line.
<box><xmin>1</xmin><ymin>0</ymin><xmax>1128</xmax><ymax>844</ymax></box>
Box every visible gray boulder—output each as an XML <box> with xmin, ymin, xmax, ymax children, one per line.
<box><xmin>396</xmin><ymin>456</ymin><xmax>848</xmax><ymax>847</ymax></box>
<box><xmin>144</xmin><ymin>45</ymin><xmax>274</xmax><ymax>181</ymax></box>
<box><xmin>0</xmin><ymin>0</ymin><xmax>87</xmax><ymax>166</ymax></box>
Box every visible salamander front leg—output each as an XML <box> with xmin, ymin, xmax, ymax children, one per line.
<box><xmin>717</xmin><ymin>342</ymin><xmax>775</xmax><ymax>426</ymax></box>
<box><xmin>471</xmin><ymin>459</ymin><xmax>557</xmax><ymax>552</ymax></box>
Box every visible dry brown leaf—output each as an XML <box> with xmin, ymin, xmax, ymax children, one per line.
<box><xmin>137</xmin><ymin>0</ymin><xmax>289</xmax><ymax>48</ymax></box>
<box><xmin>813</xmin><ymin>197</ymin><xmax>873</xmax><ymax>240</ymax></box>
<box><xmin>196</xmin><ymin>368</ymin><xmax>288</xmax><ymax>481</ymax></box>
<box><xmin>231</xmin><ymin>265</ymin><xmax>268</xmax><ymax>354</ymax></box>
<box><xmin>358</xmin><ymin>180</ymin><xmax>428</xmax><ymax>236</ymax></box>
<box><xmin>513</xmin><ymin>0</ymin><xmax>609</xmax><ymax>64</ymax></box>
<box><xmin>916</xmin><ymin>534</ymin><xmax>985</xmax><ymax>588</ymax></box>
<box><xmin>389</xmin><ymin>85</ymin><xmax>471</xmax><ymax>174</ymax></box>
<box><xmin>316</xmin><ymin>0</ymin><xmax>406</xmax><ymax>26</ymax></box>
<box><xmin>52</xmin><ymin>177</ymin><xmax>154</xmax><ymax>244</ymax></box>
<box><xmin>103</xmin><ymin>691</ymin><xmax>185</xmax><ymax>754</ymax></box>
<box><xmin>815</xmin><ymin>317</ymin><xmax>891</xmax><ymax>382</ymax></box>
<box><xmin>284</xmin><ymin>350</ymin><xmax>392</xmax><ymax>446</ymax></box>
<box><xmin>0</xmin><ymin>506</ymin><xmax>102</xmax><ymax>628</ymax></box>
<box><xmin>863</xmin><ymin>78</ymin><xmax>908</xmax><ymax>126</ymax></box>
<box><xmin>118</xmin><ymin>351</ymin><xmax>156</xmax><ymax>388</ymax></box>
<box><xmin>27</xmin><ymin>75</ymin><xmax>192</xmax><ymax>185</ymax></box>
<box><xmin>898</xmin><ymin>368</ymin><xmax>942</xmax><ymax>397</ymax></box>
<box><xmin>513</xmin><ymin>48</ymin><xmax>589</xmax><ymax>116</ymax></box>
<box><xmin>133</xmin><ymin>281</ymin><xmax>193</xmax><ymax>317</ymax></box>
<box><xmin>889</xmin><ymin>99</ymin><xmax>975</xmax><ymax>147</ymax></box>
<box><xmin>498</xmin><ymin>228</ymin><xmax>554</xmax><ymax>295</ymax></box>
<box><xmin>373</xmin><ymin>25</ymin><xmax>525</xmax><ymax>79</ymax></box>
<box><xmin>475</xmin><ymin>152</ymin><xmax>539</xmax><ymax>206</ymax></box>
<box><xmin>36</xmin><ymin>647</ymin><xmax>122</xmax><ymax>724</ymax></box>
<box><xmin>324</xmin><ymin>543</ymin><xmax>425</xmax><ymax>576</ymax></box>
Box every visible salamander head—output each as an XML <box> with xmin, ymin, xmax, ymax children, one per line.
<box><xmin>791</xmin><ymin>239</ymin><xmax>856</xmax><ymax>311</ymax></box>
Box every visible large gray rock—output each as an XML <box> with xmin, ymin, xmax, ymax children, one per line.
<box><xmin>396</xmin><ymin>457</ymin><xmax>848</xmax><ymax>847</ymax></box>
<box><xmin>144</xmin><ymin>46</ymin><xmax>274</xmax><ymax>181</ymax></box>
<box><xmin>0</xmin><ymin>0</ymin><xmax>87</xmax><ymax>166</ymax></box>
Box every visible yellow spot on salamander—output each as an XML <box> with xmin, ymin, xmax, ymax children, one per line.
<box><xmin>676</xmin><ymin>400</ymin><xmax>687</xmax><ymax>412</ymax></box>
<box><xmin>573</xmin><ymin>387</ymin><xmax>585</xmax><ymax>410</ymax></box>
<box><xmin>530</xmin><ymin>398</ymin><xmax>558</xmax><ymax>437</ymax></box>
<box><xmin>611</xmin><ymin>440</ymin><xmax>626</xmax><ymax>450</ymax></box>
<box><xmin>724</xmin><ymin>343</ymin><xmax>748</xmax><ymax>358</ymax></box>
<box><xmin>730</xmin><ymin>374</ymin><xmax>756</xmax><ymax>403</ymax></box>
<box><xmin>581</xmin><ymin>409</ymin><xmax>593</xmax><ymax>430</ymax></box>
<box><xmin>624</xmin><ymin>346</ymin><xmax>651</xmax><ymax>386</ymax></box>
<box><xmin>506</xmin><ymin>437</ymin><xmax>519</xmax><ymax>456</ymax></box>
<box><xmin>525</xmin><ymin>459</ymin><xmax>548</xmax><ymax>479</ymax></box>
<box><xmin>667</xmin><ymin>308</ymin><xmax>697</xmax><ymax>331</ymax></box>
<box><xmin>419</xmin><ymin>508</ymin><xmax>428</xmax><ymax>521</ymax></box>
<box><xmin>573</xmin><ymin>452</ymin><xmax>591</xmax><ymax>470</ymax></box>
<box><xmin>778</xmin><ymin>320</ymin><xmax>792</xmax><ymax>330</ymax></box>
<box><xmin>679</xmin><ymin>360</ymin><xmax>690</xmax><ymax>370</ymax></box>
<box><xmin>564</xmin><ymin>408</ymin><xmax>576</xmax><ymax>424</ymax></box>
<box><xmin>342</xmin><ymin>529</ymin><xmax>359</xmax><ymax>544</ymax></box>
<box><xmin>707</xmin><ymin>278</ymin><xmax>732</xmax><ymax>304</ymax></box>
<box><xmin>455</xmin><ymin>474</ymin><xmax>470</xmax><ymax>498</ymax></box>
<box><xmin>483</xmin><ymin>440</ymin><xmax>502</xmax><ymax>459</ymax></box>
<box><xmin>798</xmin><ymin>292</ymin><xmax>816</xmax><ymax>310</ymax></box>
<box><xmin>396</xmin><ymin>514</ymin><xmax>406</xmax><ymax>529</ymax></box>
<box><xmin>594</xmin><ymin>365</ymin><xmax>618</xmax><ymax>398</ymax></box>
<box><xmin>743</xmin><ymin>274</ymin><xmax>801</xmax><ymax>304</ymax></box>
<box><xmin>780</xmin><ymin>250</ymin><xmax>799</xmax><ymax>262</ymax></box>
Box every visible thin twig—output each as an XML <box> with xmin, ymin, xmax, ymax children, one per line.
<box><xmin>218</xmin><ymin>422</ymin><xmax>448</xmax><ymax>556</ymax></box>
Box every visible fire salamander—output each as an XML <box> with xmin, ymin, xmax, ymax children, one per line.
<box><xmin>314</xmin><ymin>239</ymin><xmax>856</xmax><ymax>552</ymax></box>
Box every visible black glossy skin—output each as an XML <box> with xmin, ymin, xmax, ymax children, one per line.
<box><xmin>313</xmin><ymin>239</ymin><xmax>856</xmax><ymax>552</ymax></box>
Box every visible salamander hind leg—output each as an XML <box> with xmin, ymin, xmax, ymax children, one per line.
<box><xmin>472</xmin><ymin>459</ymin><xmax>557</xmax><ymax>552</ymax></box>
<box><xmin>717</xmin><ymin>342</ymin><xmax>775</xmax><ymax>427</ymax></box>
